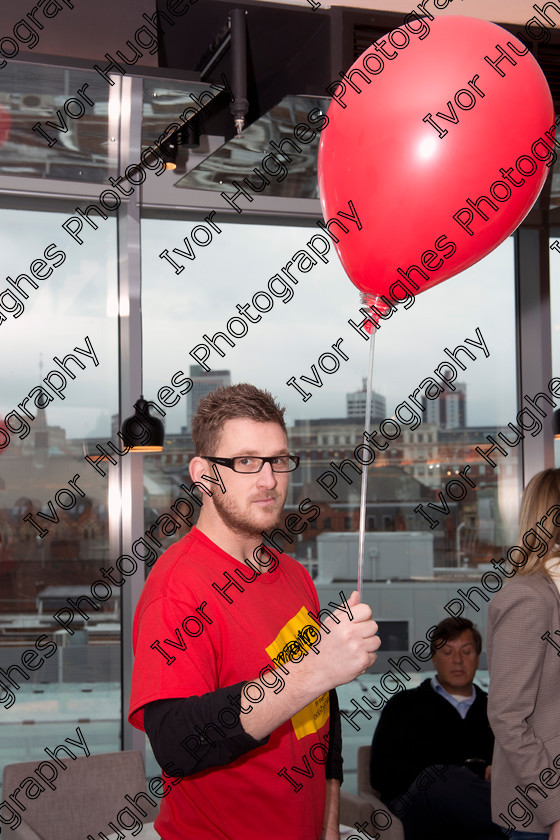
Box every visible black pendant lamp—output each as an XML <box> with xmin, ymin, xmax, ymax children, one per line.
<box><xmin>121</xmin><ymin>397</ymin><xmax>164</xmax><ymax>453</ymax></box>
<box><xmin>159</xmin><ymin>132</ymin><xmax>178</xmax><ymax>170</ymax></box>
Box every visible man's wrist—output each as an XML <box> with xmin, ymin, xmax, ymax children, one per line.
<box><xmin>239</xmin><ymin>661</ymin><xmax>330</xmax><ymax>741</ymax></box>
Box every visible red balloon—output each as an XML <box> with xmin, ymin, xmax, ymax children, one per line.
<box><xmin>318</xmin><ymin>16</ymin><xmax>555</xmax><ymax>302</ymax></box>
<box><xmin>0</xmin><ymin>104</ymin><xmax>10</xmax><ymax>148</ymax></box>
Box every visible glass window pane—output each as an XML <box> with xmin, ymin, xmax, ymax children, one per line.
<box><xmin>176</xmin><ymin>95</ymin><xmax>327</xmax><ymax>198</ymax></box>
<box><xmin>0</xmin><ymin>205</ymin><xmax>119</xmax><ymax>789</ymax></box>
<box><xmin>0</xmin><ymin>64</ymin><xmax>113</xmax><ymax>183</ymax></box>
<box><xmin>142</xmin><ymin>217</ymin><xmax>517</xmax><ymax>792</ymax></box>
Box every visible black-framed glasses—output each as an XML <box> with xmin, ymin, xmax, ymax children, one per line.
<box><xmin>202</xmin><ymin>455</ymin><xmax>300</xmax><ymax>473</ymax></box>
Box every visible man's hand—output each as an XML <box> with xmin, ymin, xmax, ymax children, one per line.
<box><xmin>240</xmin><ymin>590</ymin><xmax>380</xmax><ymax>741</ymax></box>
<box><xmin>308</xmin><ymin>590</ymin><xmax>380</xmax><ymax>694</ymax></box>
<box><xmin>550</xmin><ymin>818</ymin><xmax>560</xmax><ymax>840</ymax></box>
<box><xmin>484</xmin><ymin>764</ymin><xmax>492</xmax><ymax>782</ymax></box>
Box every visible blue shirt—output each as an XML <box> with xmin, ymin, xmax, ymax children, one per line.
<box><xmin>431</xmin><ymin>675</ymin><xmax>476</xmax><ymax>719</ymax></box>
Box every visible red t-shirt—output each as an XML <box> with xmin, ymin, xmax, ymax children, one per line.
<box><xmin>128</xmin><ymin>527</ymin><xmax>331</xmax><ymax>840</ymax></box>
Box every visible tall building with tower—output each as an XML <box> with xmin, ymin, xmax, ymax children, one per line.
<box><xmin>187</xmin><ymin>366</ymin><xmax>231</xmax><ymax>430</ymax></box>
<box><xmin>422</xmin><ymin>382</ymin><xmax>467</xmax><ymax>429</ymax></box>
<box><xmin>346</xmin><ymin>379</ymin><xmax>386</xmax><ymax>423</ymax></box>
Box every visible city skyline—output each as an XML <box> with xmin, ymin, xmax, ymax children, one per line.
<box><xmin>1</xmin><ymin>368</ymin><xmax>507</xmax><ymax>454</ymax></box>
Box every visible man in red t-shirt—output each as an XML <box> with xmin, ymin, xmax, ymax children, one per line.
<box><xmin>128</xmin><ymin>384</ymin><xmax>380</xmax><ymax>840</ymax></box>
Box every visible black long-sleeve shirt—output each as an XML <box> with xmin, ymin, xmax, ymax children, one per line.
<box><xmin>370</xmin><ymin>679</ymin><xmax>494</xmax><ymax>802</ymax></box>
<box><xmin>145</xmin><ymin>684</ymin><xmax>343</xmax><ymax>782</ymax></box>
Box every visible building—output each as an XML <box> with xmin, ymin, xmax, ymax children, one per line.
<box><xmin>346</xmin><ymin>379</ymin><xmax>386</xmax><ymax>423</ymax></box>
<box><xmin>186</xmin><ymin>366</ymin><xmax>231</xmax><ymax>430</ymax></box>
<box><xmin>422</xmin><ymin>382</ymin><xmax>467</xmax><ymax>429</ymax></box>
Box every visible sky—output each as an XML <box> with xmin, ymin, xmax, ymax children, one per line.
<box><xmin>141</xmin><ymin>219</ymin><xmax>519</xmax><ymax>434</ymax></box>
<box><xmin>0</xmin><ymin>206</ymin><xmax>553</xmax><ymax>441</ymax></box>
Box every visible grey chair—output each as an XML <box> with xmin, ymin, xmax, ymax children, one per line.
<box><xmin>340</xmin><ymin>745</ymin><xmax>404</xmax><ymax>840</ymax></box>
<box><xmin>2</xmin><ymin>750</ymin><xmax>160</xmax><ymax>840</ymax></box>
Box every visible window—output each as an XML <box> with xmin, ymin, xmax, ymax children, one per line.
<box><xmin>142</xmin><ymin>216</ymin><xmax>519</xmax><ymax>617</ymax></box>
<box><xmin>0</xmin><ymin>53</ymin><xmax>527</xmax><ymax>802</ymax></box>
<box><xmin>0</xmin><ymin>203</ymin><xmax>118</xmax><ymax>783</ymax></box>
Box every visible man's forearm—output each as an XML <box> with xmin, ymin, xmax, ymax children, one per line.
<box><xmin>322</xmin><ymin>778</ymin><xmax>341</xmax><ymax>840</ymax></box>
<box><xmin>240</xmin><ymin>657</ymin><xmax>326</xmax><ymax>740</ymax></box>
<box><xmin>144</xmin><ymin>686</ymin><xmax>270</xmax><ymax>777</ymax></box>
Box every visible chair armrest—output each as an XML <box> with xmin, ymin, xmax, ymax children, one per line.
<box><xmin>10</xmin><ymin>821</ymin><xmax>45</xmax><ymax>840</ymax></box>
<box><xmin>339</xmin><ymin>790</ymin><xmax>404</xmax><ymax>840</ymax></box>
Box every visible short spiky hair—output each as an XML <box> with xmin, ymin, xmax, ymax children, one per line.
<box><xmin>191</xmin><ymin>383</ymin><xmax>287</xmax><ymax>455</ymax></box>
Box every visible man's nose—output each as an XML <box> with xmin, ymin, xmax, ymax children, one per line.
<box><xmin>257</xmin><ymin>462</ymin><xmax>277</xmax><ymax>487</ymax></box>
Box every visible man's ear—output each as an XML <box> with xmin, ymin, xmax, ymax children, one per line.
<box><xmin>189</xmin><ymin>455</ymin><xmax>208</xmax><ymax>485</ymax></box>
<box><xmin>188</xmin><ymin>457</ymin><xmax>227</xmax><ymax>497</ymax></box>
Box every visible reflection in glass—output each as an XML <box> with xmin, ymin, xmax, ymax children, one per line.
<box><xmin>0</xmin><ymin>62</ymin><xmax>227</xmax><ymax>184</ymax></box>
<box><xmin>0</xmin><ymin>207</ymin><xmax>118</xmax><ymax>789</ymax></box>
<box><xmin>175</xmin><ymin>95</ymin><xmax>329</xmax><ymax>197</ymax></box>
<box><xmin>0</xmin><ymin>64</ymin><xmax>112</xmax><ymax>182</ymax></box>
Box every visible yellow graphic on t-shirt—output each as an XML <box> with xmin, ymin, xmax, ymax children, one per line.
<box><xmin>265</xmin><ymin>606</ymin><xmax>330</xmax><ymax>740</ymax></box>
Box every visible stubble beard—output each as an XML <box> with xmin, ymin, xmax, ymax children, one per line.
<box><xmin>212</xmin><ymin>490</ymin><xmax>285</xmax><ymax>540</ymax></box>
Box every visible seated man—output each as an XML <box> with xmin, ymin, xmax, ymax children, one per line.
<box><xmin>370</xmin><ymin>617</ymin><xmax>505</xmax><ymax>840</ymax></box>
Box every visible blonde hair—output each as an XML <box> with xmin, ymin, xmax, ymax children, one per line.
<box><xmin>515</xmin><ymin>468</ymin><xmax>560</xmax><ymax>577</ymax></box>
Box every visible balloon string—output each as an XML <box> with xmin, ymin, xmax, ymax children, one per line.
<box><xmin>357</xmin><ymin>326</ymin><xmax>377</xmax><ymax>603</ymax></box>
